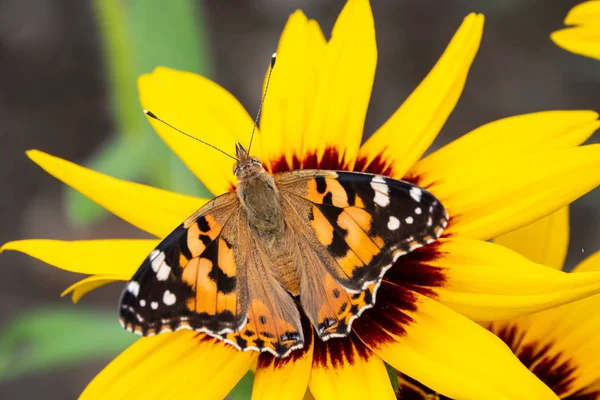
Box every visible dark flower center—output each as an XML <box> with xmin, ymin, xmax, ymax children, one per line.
<box><xmin>268</xmin><ymin>146</ymin><xmax>396</xmax><ymax>177</ymax></box>
<box><xmin>491</xmin><ymin>322</ymin><xmax>599</xmax><ymax>400</ymax></box>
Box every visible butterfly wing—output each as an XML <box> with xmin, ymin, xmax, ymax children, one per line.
<box><xmin>275</xmin><ymin>170</ymin><xmax>448</xmax><ymax>339</ymax></box>
<box><xmin>119</xmin><ymin>192</ymin><xmax>249</xmax><ymax>336</ymax></box>
<box><xmin>119</xmin><ymin>191</ymin><xmax>304</xmax><ymax>357</ymax></box>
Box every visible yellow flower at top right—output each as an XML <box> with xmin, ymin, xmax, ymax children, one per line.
<box><xmin>552</xmin><ymin>1</ymin><xmax>600</xmax><ymax>60</ymax></box>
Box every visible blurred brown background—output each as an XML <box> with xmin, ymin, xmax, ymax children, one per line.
<box><xmin>0</xmin><ymin>0</ymin><xmax>598</xmax><ymax>398</ymax></box>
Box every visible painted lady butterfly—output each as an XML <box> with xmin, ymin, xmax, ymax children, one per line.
<box><xmin>119</xmin><ymin>56</ymin><xmax>449</xmax><ymax>358</ymax></box>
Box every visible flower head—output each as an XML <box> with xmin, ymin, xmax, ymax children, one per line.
<box><xmin>3</xmin><ymin>1</ymin><xmax>600</xmax><ymax>399</ymax></box>
<box><xmin>552</xmin><ymin>1</ymin><xmax>600</xmax><ymax>60</ymax></box>
<box><xmin>396</xmin><ymin>230</ymin><xmax>600</xmax><ymax>400</ymax></box>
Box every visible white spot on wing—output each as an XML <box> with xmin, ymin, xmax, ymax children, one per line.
<box><xmin>151</xmin><ymin>301</ymin><xmax>158</xmax><ymax>310</ymax></box>
<box><xmin>405</xmin><ymin>216</ymin><xmax>414</xmax><ymax>224</ymax></box>
<box><xmin>127</xmin><ymin>281</ymin><xmax>140</xmax><ymax>297</ymax></box>
<box><xmin>156</xmin><ymin>263</ymin><xmax>172</xmax><ymax>281</ymax></box>
<box><xmin>163</xmin><ymin>290</ymin><xmax>177</xmax><ymax>306</ymax></box>
<box><xmin>415</xmin><ymin>207</ymin><xmax>422</xmax><ymax>215</ymax></box>
<box><xmin>139</xmin><ymin>299</ymin><xmax>146</xmax><ymax>307</ymax></box>
<box><xmin>374</xmin><ymin>191</ymin><xmax>390</xmax><ymax>207</ymax></box>
<box><xmin>150</xmin><ymin>250</ymin><xmax>171</xmax><ymax>281</ymax></box>
<box><xmin>387</xmin><ymin>216</ymin><xmax>400</xmax><ymax>230</ymax></box>
<box><xmin>410</xmin><ymin>187</ymin><xmax>422</xmax><ymax>202</ymax></box>
<box><xmin>371</xmin><ymin>181</ymin><xmax>388</xmax><ymax>194</ymax></box>
<box><xmin>150</xmin><ymin>250</ymin><xmax>165</xmax><ymax>272</ymax></box>
<box><xmin>371</xmin><ymin>176</ymin><xmax>390</xmax><ymax>207</ymax></box>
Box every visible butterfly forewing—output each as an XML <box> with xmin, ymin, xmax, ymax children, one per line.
<box><xmin>275</xmin><ymin>170</ymin><xmax>448</xmax><ymax>339</ymax></box>
<box><xmin>119</xmin><ymin>192</ymin><xmax>248</xmax><ymax>336</ymax></box>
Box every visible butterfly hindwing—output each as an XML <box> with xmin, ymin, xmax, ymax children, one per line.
<box><xmin>276</xmin><ymin>169</ymin><xmax>448</xmax><ymax>339</ymax></box>
<box><xmin>119</xmin><ymin>192</ymin><xmax>248</xmax><ymax>336</ymax></box>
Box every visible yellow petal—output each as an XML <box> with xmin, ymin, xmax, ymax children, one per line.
<box><xmin>27</xmin><ymin>150</ymin><xmax>206</xmax><ymax>237</ymax></box>
<box><xmin>411</xmin><ymin>111</ymin><xmax>599</xmax><ymax>182</ymax></box>
<box><xmin>417</xmin><ymin>145</ymin><xmax>600</xmax><ymax>240</ymax></box>
<box><xmin>308</xmin><ymin>337</ymin><xmax>395</xmax><ymax>400</ymax></box>
<box><xmin>61</xmin><ymin>274</ymin><xmax>129</xmax><ymax>303</ymax></box>
<box><xmin>252</xmin><ymin>335</ymin><xmax>313</xmax><ymax>400</ymax></box>
<box><xmin>139</xmin><ymin>67</ymin><xmax>255</xmax><ymax>196</ymax></box>
<box><xmin>486</xmin><ymin>252</ymin><xmax>600</xmax><ymax>397</ymax></box>
<box><xmin>493</xmin><ymin>207</ymin><xmax>569</xmax><ymax>269</ymax></box>
<box><xmin>423</xmin><ymin>239</ymin><xmax>600</xmax><ymax>321</ymax></box>
<box><xmin>573</xmin><ymin>249</ymin><xmax>600</xmax><ymax>273</ymax></box>
<box><xmin>551</xmin><ymin>1</ymin><xmax>600</xmax><ymax>60</ymax></box>
<box><xmin>259</xmin><ymin>11</ymin><xmax>326</xmax><ymax>171</ymax></box>
<box><xmin>301</xmin><ymin>0</ymin><xmax>376</xmax><ymax>169</ymax></box>
<box><xmin>358</xmin><ymin>13</ymin><xmax>484</xmax><ymax>178</ymax></box>
<box><xmin>355</xmin><ymin>291</ymin><xmax>558</xmax><ymax>400</ymax></box>
<box><xmin>553</xmin><ymin>26</ymin><xmax>600</xmax><ymax>63</ymax></box>
<box><xmin>81</xmin><ymin>333</ymin><xmax>256</xmax><ymax>399</ymax></box>
<box><xmin>563</xmin><ymin>0</ymin><xmax>600</xmax><ymax>25</ymax></box>
<box><xmin>1</xmin><ymin>239</ymin><xmax>157</xmax><ymax>275</ymax></box>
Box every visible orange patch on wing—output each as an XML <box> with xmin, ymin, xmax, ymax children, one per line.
<box><xmin>306</xmin><ymin>178</ymin><xmax>349</xmax><ymax>207</ymax></box>
<box><xmin>311</xmin><ymin>206</ymin><xmax>334</xmax><ymax>246</ymax></box>
<box><xmin>186</xmin><ymin>215</ymin><xmax>221</xmax><ymax>257</ymax></box>
<box><xmin>186</xmin><ymin>223</ymin><xmax>206</xmax><ymax>257</ymax></box>
<box><xmin>318</xmin><ymin>275</ymin><xmax>352</xmax><ymax>331</ymax></box>
<box><xmin>335</xmin><ymin>246</ymin><xmax>365</xmax><ymax>278</ymax></box>
<box><xmin>181</xmin><ymin>257</ymin><xmax>199</xmax><ymax>287</ymax></box>
<box><xmin>186</xmin><ymin>257</ymin><xmax>218</xmax><ymax>315</ymax></box>
<box><xmin>217</xmin><ymin>292</ymin><xmax>238</xmax><ymax>314</ymax></box>
<box><xmin>344</xmin><ymin>206</ymin><xmax>372</xmax><ymax>232</ymax></box>
<box><xmin>179</xmin><ymin>252</ymin><xmax>190</xmax><ymax>266</ymax></box>
<box><xmin>217</xmin><ymin>238</ymin><xmax>236</xmax><ymax>277</ymax></box>
<box><xmin>337</xmin><ymin>212</ymin><xmax>380</xmax><ymax>265</ymax></box>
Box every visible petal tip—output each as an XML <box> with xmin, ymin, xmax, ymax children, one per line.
<box><xmin>0</xmin><ymin>240</ymin><xmax>22</xmax><ymax>255</ymax></box>
<box><xmin>25</xmin><ymin>149</ymin><xmax>45</xmax><ymax>163</ymax></box>
<box><xmin>463</xmin><ymin>12</ymin><xmax>485</xmax><ymax>26</ymax></box>
<box><xmin>59</xmin><ymin>286</ymin><xmax>78</xmax><ymax>303</ymax></box>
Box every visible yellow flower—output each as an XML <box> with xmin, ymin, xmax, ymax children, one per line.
<box><xmin>551</xmin><ymin>0</ymin><xmax>600</xmax><ymax>60</ymax></box>
<box><xmin>396</xmin><ymin>222</ymin><xmax>600</xmax><ymax>399</ymax></box>
<box><xmin>2</xmin><ymin>1</ymin><xmax>600</xmax><ymax>399</ymax></box>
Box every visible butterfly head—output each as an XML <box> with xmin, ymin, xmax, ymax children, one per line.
<box><xmin>233</xmin><ymin>143</ymin><xmax>265</xmax><ymax>182</ymax></box>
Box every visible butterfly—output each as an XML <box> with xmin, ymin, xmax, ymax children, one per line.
<box><xmin>119</xmin><ymin>55</ymin><xmax>448</xmax><ymax>358</ymax></box>
<box><xmin>119</xmin><ymin>142</ymin><xmax>448</xmax><ymax>357</ymax></box>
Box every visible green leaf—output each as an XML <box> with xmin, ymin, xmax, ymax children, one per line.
<box><xmin>127</xmin><ymin>0</ymin><xmax>211</xmax><ymax>75</ymax></box>
<box><xmin>227</xmin><ymin>370</ymin><xmax>254</xmax><ymax>400</ymax></box>
<box><xmin>93</xmin><ymin>0</ymin><xmax>147</xmax><ymax>141</ymax></box>
<box><xmin>0</xmin><ymin>308</ymin><xmax>135</xmax><ymax>381</ymax></box>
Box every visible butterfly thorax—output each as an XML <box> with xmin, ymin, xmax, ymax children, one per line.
<box><xmin>234</xmin><ymin>143</ymin><xmax>285</xmax><ymax>237</ymax></box>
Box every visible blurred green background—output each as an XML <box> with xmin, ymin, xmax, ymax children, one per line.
<box><xmin>0</xmin><ymin>0</ymin><xmax>598</xmax><ymax>398</ymax></box>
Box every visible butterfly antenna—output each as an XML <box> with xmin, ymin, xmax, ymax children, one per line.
<box><xmin>143</xmin><ymin>110</ymin><xmax>239</xmax><ymax>162</ymax></box>
<box><xmin>247</xmin><ymin>52</ymin><xmax>276</xmax><ymax>155</ymax></box>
